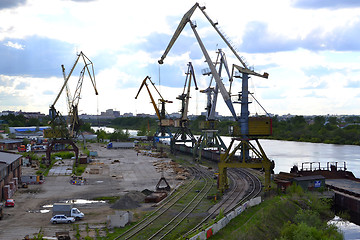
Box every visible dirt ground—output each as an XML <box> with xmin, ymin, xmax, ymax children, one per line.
<box><xmin>0</xmin><ymin>143</ymin><xmax>182</xmax><ymax>240</ymax></box>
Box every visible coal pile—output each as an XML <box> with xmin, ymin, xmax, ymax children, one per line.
<box><xmin>111</xmin><ymin>191</ymin><xmax>145</xmax><ymax>210</ymax></box>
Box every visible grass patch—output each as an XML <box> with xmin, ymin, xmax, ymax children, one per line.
<box><xmin>93</xmin><ymin>196</ymin><xmax>121</xmax><ymax>204</ymax></box>
<box><xmin>73</xmin><ymin>163</ymin><xmax>87</xmax><ymax>176</ymax></box>
<box><xmin>210</xmin><ymin>196</ymin><xmax>301</xmax><ymax>240</ymax></box>
<box><xmin>209</xmin><ymin>192</ymin><xmax>338</xmax><ymax>240</ymax></box>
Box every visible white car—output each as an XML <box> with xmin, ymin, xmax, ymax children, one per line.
<box><xmin>55</xmin><ymin>157</ymin><xmax>62</xmax><ymax>160</ymax></box>
<box><xmin>50</xmin><ymin>215</ymin><xmax>75</xmax><ymax>224</ymax></box>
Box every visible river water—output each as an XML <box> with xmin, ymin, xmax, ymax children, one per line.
<box><xmin>255</xmin><ymin>139</ymin><xmax>360</xmax><ymax>178</ymax></box>
<box><xmin>218</xmin><ymin>137</ymin><xmax>360</xmax><ymax>178</ymax></box>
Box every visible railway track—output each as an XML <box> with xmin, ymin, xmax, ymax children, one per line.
<box><xmin>114</xmin><ymin>163</ymin><xmax>262</xmax><ymax>240</ymax></box>
<box><xmin>183</xmin><ymin>168</ymin><xmax>262</xmax><ymax>239</ymax></box>
<box><xmin>115</xmin><ymin>166</ymin><xmax>215</xmax><ymax>240</ymax></box>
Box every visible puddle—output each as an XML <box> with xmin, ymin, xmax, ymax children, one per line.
<box><xmin>28</xmin><ymin>209</ymin><xmax>51</xmax><ymax>214</ymax></box>
<box><xmin>65</xmin><ymin>199</ymin><xmax>106</xmax><ymax>204</ymax></box>
<box><xmin>42</xmin><ymin>199</ymin><xmax>105</xmax><ymax>209</ymax></box>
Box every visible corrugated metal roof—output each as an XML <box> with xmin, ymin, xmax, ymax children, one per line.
<box><xmin>0</xmin><ymin>139</ymin><xmax>23</xmax><ymax>144</ymax></box>
<box><xmin>293</xmin><ymin>175</ymin><xmax>325</xmax><ymax>181</ymax></box>
<box><xmin>0</xmin><ymin>151</ymin><xmax>22</xmax><ymax>164</ymax></box>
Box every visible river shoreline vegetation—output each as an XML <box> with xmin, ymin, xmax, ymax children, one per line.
<box><xmin>2</xmin><ymin>114</ymin><xmax>360</xmax><ymax>146</ymax></box>
<box><xmin>269</xmin><ymin>115</ymin><xmax>360</xmax><ymax>145</ymax></box>
<box><xmin>211</xmin><ymin>184</ymin><xmax>343</xmax><ymax>240</ymax></box>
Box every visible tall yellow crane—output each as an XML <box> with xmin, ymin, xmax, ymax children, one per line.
<box><xmin>158</xmin><ymin>2</ymin><xmax>273</xmax><ymax>192</ymax></box>
<box><xmin>135</xmin><ymin>76</ymin><xmax>173</xmax><ymax>143</ymax></box>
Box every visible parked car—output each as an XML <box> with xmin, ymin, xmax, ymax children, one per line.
<box><xmin>55</xmin><ymin>157</ymin><xmax>62</xmax><ymax>160</ymax></box>
<box><xmin>5</xmin><ymin>199</ymin><xmax>15</xmax><ymax>207</ymax></box>
<box><xmin>50</xmin><ymin>215</ymin><xmax>75</xmax><ymax>224</ymax></box>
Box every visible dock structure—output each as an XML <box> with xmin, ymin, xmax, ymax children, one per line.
<box><xmin>326</xmin><ymin>179</ymin><xmax>360</xmax><ymax>225</ymax></box>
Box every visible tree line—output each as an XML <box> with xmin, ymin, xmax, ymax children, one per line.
<box><xmin>269</xmin><ymin>115</ymin><xmax>360</xmax><ymax>145</ymax></box>
<box><xmin>2</xmin><ymin>114</ymin><xmax>360</xmax><ymax>145</ymax></box>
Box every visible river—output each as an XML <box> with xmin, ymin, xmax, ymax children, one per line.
<box><xmin>222</xmin><ymin>138</ymin><xmax>360</xmax><ymax>178</ymax></box>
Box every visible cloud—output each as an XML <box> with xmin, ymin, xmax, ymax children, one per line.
<box><xmin>302</xmin><ymin>66</ymin><xmax>338</xmax><ymax>77</ymax></box>
<box><xmin>240</xmin><ymin>22</ymin><xmax>299</xmax><ymax>53</ymax></box>
<box><xmin>0</xmin><ymin>36</ymin><xmax>76</xmax><ymax>77</ymax></box>
<box><xmin>345</xmin><ymin>80</ymin><xmax>360</xmax><ymax>88</ymax></box>
<box><xmin>240</xmin><ymin>20</ymin><xmax>360</xmax><ymax>53</ymax></box>
<box><xmin>4</xmin><ymin>41</ymin><xmax>24</xmax><ymax>50</ymax></box>
<box><xmin>0</xmin><ymin>0</ymin><xmax>27</xmax><ymax>10</ymax></box>
<box><xmin>292</xmin><ymin>0</ymin><xmax>360</xmax><ymax>9</ymax></box>
<box><xmin>15</xmin><ymin>82</ymin><xmax>29</xmax><ymax>90</ymax></box>
<box><xmin>302</xmin><ymin>81</ymin><xmax>327</xmax><ymax>89</ymax></box>
<box><xmin>0</xmin><ymin>75</ymin><xmax>16</xmax><ymax>87</ymax></box>
<box><xmin>0</xmin><ymin>91</ymin><xmax>27</xmax><ymax>107</ymax></box>
<box><xmin>261</xmin><ymin>89</ymin><xmax>286</xmax><ymax>99</ymax></box>
<box><xmin>43</xmin><ymin>90</ymin><xmax>55</xmax><ymax>95</ymax></box>
<box><xmin>304</xmin><ymin>91</ymin><xmax>326</xmax><ymax>98</ymax></box>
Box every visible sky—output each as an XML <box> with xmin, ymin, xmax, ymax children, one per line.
<box><xmin>1</xmin><ymin>0</ymin><xmax>360</xmax><ymax>117</ymax></box>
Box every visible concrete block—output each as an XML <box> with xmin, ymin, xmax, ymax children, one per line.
<box><xmin>107</xmin><ymin>211</ymin><xmax>133</xmax><ymax>229</ymax></box>
<box><xmin>235</xmin><ymin>206</ymin><xmax>243</xmax><ymax>216</ymax></box>
<box><xmin>242</xmin><ymin>201</ymin><xmax>249</xmax><ymax>210</ymax></box>
<box><xmin>249</xmin><ymin>196</ymin><xmax>261</xmax><ymax>207</ymax></box>
<box><xmin>226</xmin><ymin>211</ymin><xmax>236</xmax><ymax>221</ymax></box>
<box><xmin>212</xmin><ymin>222</ymin><xmax>221</xmax><ymax>234</ymax></box>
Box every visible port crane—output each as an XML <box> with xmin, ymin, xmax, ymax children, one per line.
<box><xmin>158</xmin><ymin>2</ymin><xmax>273</xmax><ymax>192</ymax></box>
<box><xmin>135</xmin><ymin>76</ymin><xmax>173</xmax><ymax>145</ymax></box>
<box><xmin>194</xmin><ymin>49</ymin><xmax>231</xmax><ymax>162</ymax></box>
<box><xmin>45</xmin><ymin>51</ymin><xmax>98</xmax><ymax>166</ymax></box>
<box><xmin>171</xmin><ymin>62</ymin><xmax>198</xmax><ymax>152</ymax></box>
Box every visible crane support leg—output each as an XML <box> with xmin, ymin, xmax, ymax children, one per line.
<box><xmin>217</xmin><ymin>138</ymin><xmax>273</xmax><ymax>193</ymax></box>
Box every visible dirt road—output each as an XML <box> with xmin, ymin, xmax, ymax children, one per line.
<box><xmin>0</xmin><ymin>143</ymin><xmax>180</xmax><ymax>239</ymax></box>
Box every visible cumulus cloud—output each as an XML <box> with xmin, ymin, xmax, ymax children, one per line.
<box><xmin>0</xmin><ymin>36</ymin><xmax>76</xmax><ymax>77</ymax></box>
<box><xmin>0</xmin><ymin>92</ymin><xmax>27</xmax><ymax>107</ymax></box>
<box><xmin>43</xmin><ymin>90</ymin><xmax>55</xmax><ymax>95</ymax></box>
<box><xmin>302</xmin><ymin>66</ymin><xmax>338</xmax><ymax>77</ymax></box>
<box><xmin>240</xmin><ymin>22</ymin><xmax>299</xmax><ymax>53</ymax></box>
<box><xmin>345</xmin><ymin>80</ymin><xmax>360</xmax><ymax>88</ymax></box>
<box><xmin>302</xmin><ymin>81</ymin><xmax>327</xmax><ymax>89</ymax></box>
<box><xmin>292</xmin><ymin>0</ymin><xmax>360</xmax><ymax>9</ymax></box>
<box><xmin>4</xmin><ymin>41</ymin><xmax>24</xmax><ymax>50</ymax></box>
<box><xmin>0</xmin><ymin>0</ymin><xmax>27</xmax><ymax>10</ymax></box>
<box><xmin>304</xmin><ymin>91</ymin><xmax>326</xmax><ymax>98</ymax></box>
<box><xmin>15</xmin><ymin>82</ymin><xmax>29</xmax><ymax>90</ymax></box>
<box><xmin>240</xmin><ymin>20</ymin><xmax>360</xmax><ymax>53</ymax></box>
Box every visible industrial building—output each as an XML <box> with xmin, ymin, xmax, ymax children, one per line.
<box><xmin>292</xmin><ymin>175</ymin><xmax>326</xmax><ymax>190</ymax></box>
<box><xmin>9</xmin><ymin>126</ymin><xmax>51</xmax><ymax>138</ymax></box>
<box><xmin>0</xmin><ymin>139</ymin><xmax>23</xmax><ymax>151</ymax></box>
<box><xmin>0</xmin><ymin>151</ymin><xmax>22</xmax><ymax>200</ymax></box>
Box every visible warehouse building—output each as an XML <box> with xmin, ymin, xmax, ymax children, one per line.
<box><xmin>0</xmin><ymin>151</ymin><xmax>22</xmax><ymax>200</ymax></box>
<box><xmin>0</xmin><ymin>139</ymin><xmax>23</xmax><ymax>151</ymax></box>
<box><xmin>292</xmin><ymin>175</ymin><xmax>326</xmax><ymax>191</ymax></box>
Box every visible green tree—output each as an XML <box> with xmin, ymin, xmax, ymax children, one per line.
<box><xmin>80</xmin><ymin>122</ymin><xmax>94</xmax><ymax>133</ymax></box>
<box><xmin>96</xmin><ymin>130</ymin><xmax>107</xmax><ymax>142</ymax></box>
